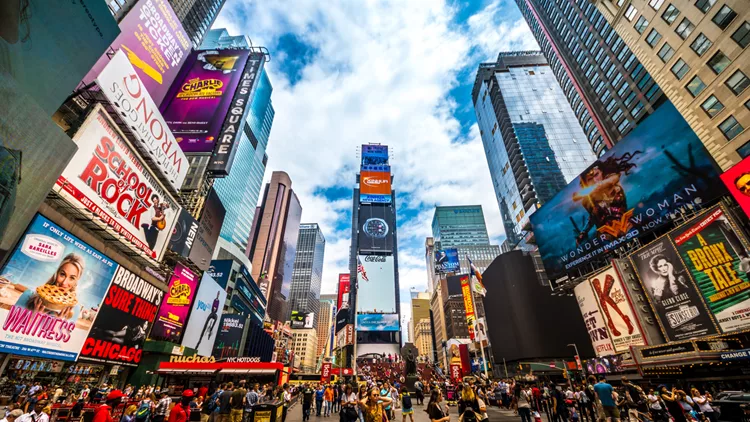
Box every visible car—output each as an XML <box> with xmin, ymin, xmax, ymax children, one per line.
<box><xmin>712</xmin><ymin>392</ymin><xmax>750</xmax><ymax>421</ymax></box>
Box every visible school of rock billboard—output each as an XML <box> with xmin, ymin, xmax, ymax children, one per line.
<box><xmin>587</xmin><ymin>266</ymin><xmax>645</xmax><ymax>352</ymax></box>
<box><xmin>80</xmin><ymin>267</ymin><xmax>164</xmax><ymax>366</ymax></box>
<box><xmin>150</xmin><ymin>264</ymin><xmax>198</xmax><ymax>343</ymax></box>
<box><xmin>574</xmin><ymin>280</ymin><xmax>615</xmax><ymax>357</ymax></box>
<box><xmin>55</xmin><ymin>105</ymin><xmax>180</xmax><ymax>261</ymax></box>
<box><xmin>530</xmin><ymin>104</ymin><xmax>725</xmax><ymax>280</ymax></box>
<box><xmin>671</xmin><ymin>205</ymin><xmax>750</xmax><ymax>334</ymax></box>
<box><xmin>0</xmin><ymin>214</ymin><xmax>117</xmax><ymax>361</ymax></box>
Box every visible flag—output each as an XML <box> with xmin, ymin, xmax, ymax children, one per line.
<box><xmin>357</xmin><ymin>256</ymin><xmax>369</xmax><ymax>282</ymax></box>
<box><xmin>468</xmin><ymin>256</ymin><xmax>486</xmax><ymax>296</ymax></box>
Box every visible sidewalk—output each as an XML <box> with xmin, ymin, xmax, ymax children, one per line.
<box><xmin>284</xmin><ymin>403</ymin><xmax>521</xmax><ymax>422</ymax></box>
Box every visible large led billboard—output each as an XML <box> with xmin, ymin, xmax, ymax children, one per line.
<box><xmin>291</xmin><ymin>311</ymin><xmax>315</xmax><ymax>329</ymax></box>
<box><xmin>181</xmin><ymin>273</ymin><xmax>227</xmax><ymax>357</ymax></box>
<box><xmin>337</xmin><ymin>274</ymin><xmax>351</xmax><ymax>310</ymax></box>
<box><xmin>81</xmin><ymin>267</ymin><xmax>163</xmax><ymax>366</ymax></box>
<box><xmin>150</xmin><ymin>264</ymin><xmax>197</xmax><ymax>343</ymax></box>
<box><xmin>212</xmin><ymin>314</ymin><xmax>245</xmax><ymax>359</ymax></box>
<box><xmin>435</xmin><ymin>248</ymin><xmax>460</xmax><ymax>273</ymax></box>
<box><xmin>168</xmin><ymin>210</ymin><xmax>198</xmax><ymax>258</ymax></box>
<box><xmin>358</xmin><ymin>204</ymin><xmax>394</xmax><ymax>253</ymax></box>
<box><xmin>530</xmin><ymin>104</ymin><xmax>724</xmax><ymax>280</ymax></box>
<box><xmin>55</xmin><ymin>105</ymin><xmax>180</xmax><ymax>261</ymax></box>
<box><xmin>360</xmin><ymin>171</ymin><xmax>392</xmax><ymax>204</ymax></box>
<box><xmin>357</xmin><ymin>314</ymin><xmax>399</xmax><ymax>331</ymax></box>
<box><xmin>720</xmin><ymin>155</ymin><xmax>750</xmax><ymax>220</ymax></box>
<box><xmin>361</xmin><ymin>145</ymin><xmax>389</xmax><ymax>167</ymax></box>
<box><xmin>189</xmin><ymin>188</ymin><xmax>226</xmax><ymax>271</ymax></box>
<box><xmin>0</xmin><ymin>214</ymin><xmax>117</xmax><ymax>361</ymax></box>
<box><xmin>356</xmin><ymin>255</ymin><xmax>396</xmax><ymax>314</ymax></box>
<box><xmin>160</xmin><ymin>49</ymin><xmax>252</xmax><ymax>153</ymax></box>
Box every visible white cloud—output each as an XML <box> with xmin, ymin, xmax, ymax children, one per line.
<box><xmin>214</xmin><ymin>1</ymin><xmax>537</xmax><ymax>328</ymax></box>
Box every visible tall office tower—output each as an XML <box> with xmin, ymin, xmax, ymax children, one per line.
<box><xmin>289</xmin><ymin>224</ymin><xmax>326</xmax><ymax>324</ymax></box>
<box><xmin>473</xmin><ymin>52</ymin><xmax>598</xmax><ymax>245</ymax></box>
<box><xmin>169</xmin><ymin>0</ymin><xmax>226</xmax><ymax>47</ymax></box>
<box><xmin>246</xmin><ymin>172</ymin><xmax>303</xmax><ymax>323</ymax></box>
<box><xmin>425</xmin><ymin>237</ymin><xmax>437</xmax><ymax>292</ymax></box>
<box><xmin>593</xmin><ymin>0</ymin><xmax>750</xmax><ymax>169</ymax></box>
<box><xmin>514</xmin><ymin>0</ymin><xmax>667</xmax><ymax>155</ymax></box>
<box><xmin>201</xmin><ymin>29</ymin><xmax>275</xmax><ymax>253</ymax></box>
<box><xmin>291</xmin><ymin>328</ymin><xmax>318</xmax><ymax>372</ymax></box>
<box><xmin>414</xmin><ymin>319</ymin><xmax>434</xmax><ymax>359</ymax></box>
<box><xmin>316</xmin><ymin>298</ymin><xmax>335</xmax><ymax>358</ymax></box>
<box><xmin>410</xmin><ymin>291</ymin><xmax>432</xmax><ymax>356</ymax></box>
<box><xmin>430</xmin><ymin>287</ymin><xmax>448</xmax><ymax>368</ymax></box>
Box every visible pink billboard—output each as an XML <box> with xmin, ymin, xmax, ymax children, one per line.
<box><xmin>150</xmin><ymin>264</ymin><xmax>198</xmax><ymax>343</ymax></box>
<box><xmin>83</xmin><ymin>0</ymin><xmax>191</xmax><ymax>105</ymax></box>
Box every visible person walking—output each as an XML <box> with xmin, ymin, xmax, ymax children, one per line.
<box><xmin>316</xmin><ymin>385</ymin><xmax>325</xmax><ymax>417</ymax></box>
<box><xmin>341</xmin><ymin>385</ymin><xmax>359</xmax><ymax>422</ymax></box>
<box><xmin>414</xmin><ymin>380</ymin><xmax>424</xmax><ymax>406</ymax></box>
<box><xmin>324</xmin><ymin>385</ymin><xmax>334</xmax><ymax>417</ymax></box>
<box><xmin>400</xmin><ymin>387</ymin><xmax>414</xmax><ymax>422</ymax></box>
<box><xmin>622</xmin><ymin>377</ymin><xmax>648</xmax><ymax>422</ymax></box>
<box><xmin>153</xmin><ymin>392</ymin><xmax>172</xmax><ymax>422</ymax></box>
<box><xmin>593</xmin><ymin>376</ymin><xmax>619</xmax><ymax>422</ymax></box>
<box><xmin>359</xmin><ymin>387</ymin><xmax>392</xmax><ymax>422</ymax></box>
<box><xmin>229</xmin><ymin>382</ymin><xmax>246</xmax><ymax>422</ymax></box>
<box><xmin>218</xmin><ymin>383</ymin><xmax>234</xmax><ymax>422</ymax></box>
<box><xmin>518</xmin><ymin>385</ymin><xmax>532</xmax><ymax>422</ymax></box>
<box><xmin>425</xmin><ymin>390</ymin><xmax>449</xmax><ymax>422</ymax></box>
<box><xmin>302</xmin><ymin>384</ymin><xmax>315</xmax><ymax>422</ymax></box>
<box><xmin>244</xmin><ymin>384</ymin><xmax>259</xmax><ymax>422</ymax></box>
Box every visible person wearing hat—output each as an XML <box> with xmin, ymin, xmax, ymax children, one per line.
<box><xmin>169</xmin><ymin>390</ymin><xmax>194</xmax><ymax>422</ymax></box>
<box><xmin>1</xmin><ymin>409</ymin><xmax>23</xmax><ymax>422</ymax></box>
<box><xmin>92</xmin><ymin>390</ymin><xmax>124</xmax><ymax>422</ymax></box>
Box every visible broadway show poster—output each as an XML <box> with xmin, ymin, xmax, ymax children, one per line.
<box><xmin>588</xmin><ymin>267</ymin><xmax>645</xmax><ymax>352</ymax></box>
<box><xmin>0</xmin><ymin>214</ymin><xmax>117</xmax><ymax>361</ymax></box>
<box><xmin>150</xmin><ymin>264</ymin><xmax>197</xmax><ymax>343</ymax></box>
<box><xmin>80</xmin><ymin>267</ymin><xmax>164</xmax><ymax>366</ymax></box>
<box><xmin>631</xmin><ymin>237</ymin><xmax>718</xmax><ymax>341</ymax></box>
<box><xmin>530</xmin><ymin>104</ymin><xmax>725</xmax><ymax>279</ymax></box>
<box><xmin>212</xmin><ymin>314</ymin><xmax>245</xmax><ymax>359</ymax></box>
<box><xmin>574</xmin><ymin>280</ymin><xmax>615</xmax><ymax>357</ymax></box>
<box><xmin>181</xmin><ymin>273</ymin><xmax>227</xmax><ymax>357</ymax></box>
<box><xmin>720</xmin><ymin>155</ymin><xmax>750</xmax><ymax>220</ymax></box>
<box><xmin>671</xmin><ymin>206</ymin><xmax>750</xmax><ymax>333</ymax></box>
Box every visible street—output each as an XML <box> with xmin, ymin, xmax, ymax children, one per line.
<box><xmin>283</xmin><ymin>402</ymin><xmax>521</xmax><ymax>422</ymax></box>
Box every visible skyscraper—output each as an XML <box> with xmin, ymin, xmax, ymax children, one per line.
<box><xmin>316</xmin><ymin>297</ymin><xmax>336</xmax><ymax>359</ymax></box>
<box><xmin>169</xmin><ymin>0</ymin><xmax>226</xmax><ymax>47</ymax></box>
<box><xmin>473</xmin><ymin>52</ymin><xmax>597</xmax><ymax>245</ymax></box>
<box><xmin>289</xmin><ymin>224</ymin><xmax>326</xmax><ymax>324</ymax></box>
<box><xmin>246</xmin><ymin>171</ymin><xmax>303</xmax><ymax>323</ymax></box>
<box><xmin>593</xmin><ymin>0</ymin><xmax>750</xmax><ymax>169</ymax></box>
<box><xmin>410</xmin><ymin>291</ymin><xmax>432</xmax><ymax>356</ymax></box>
<box><xmin>513</xmin><ymin>0</ymin><xmax>667</xmax><ymax>154</ymax></box>
<box><xmin>201</xmin><ymin>29</ymin><xmax>275</xmax><ymax>254</ymax></box>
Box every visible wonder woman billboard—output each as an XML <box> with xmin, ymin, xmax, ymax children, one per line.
<box><xmin>530</xmin><ymin>104</ymin><xmax>724</xmax><ymax>279</ymax></box>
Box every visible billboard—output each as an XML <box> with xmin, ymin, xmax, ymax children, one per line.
<box><xmin>94</xmin><ymin>50</ymin><xmax>187</xmax><ymax>191</ymax></box>
<box><xmin>361</xmin><ymin>145</ymin><xmax>389</xmax><ymax>166</ymax></box>
<box><xmin>336</xmin><ymin>324</ymin><xmax>355</xmax><ymax>348</ymax></box>
<box><xmin>358</xmin><ymin>204</ymin><xmax>394</xmax><ymax>252</ymax></box>
<box><xmin>335</xmin><ymin>308</ymin><xmax>350</xmax><ymax>334</ymax></box>
<box><xmin>212</xmin><ymin>314</ymin><xmax>245</xmax><ymax>359</ymax></box>
<box><xmin>356</xmin><ymin>255</ymin><xmax>397</xmax><ymax>314</ymax></box>
<box><xmin>181</xmin><ymin>273</ymin><xmax>227</xmax><ymax>356</ymax></box>
<box><xmin>530</xmin><ymin>104</ymin><xmax>725</xmax><ymax>279</ymax></box>
<box><xmin>337</xmin><ymin>274</ymin><xmax>351</xmax><ymax>310</ymax></box>
<box><xmin>168</xmin><ymin>209</ymin><xmax>198</xmax><ymax>258</ymax></box>
<box><xmin>189</xmin><ymin>188</ymin><xmax>226</xmax><ymax>271</ymax></box>
<box><xmin>721</xmin><ymin>155</ymin><xmax>750</xmax><ymax>220</ymax></box>
<box><xmin>360</xmin><ymin>171</ymin><xmax>392</xmax><ymax>204</ymax></box>
<box><xmin>588</xmin><ymin>267</ymin><xmax>645</xmax><ymax>352</ymax></box>
<box><xmin>160</xmin><ymin>49</ymin><xmax>252</xmax><ymax>153</ymax></box>
<box><xmin>208</xmin><ymin>260</ymin><xmax>233</xmax><ymax>289</ymax></box>
<box><xmin>630</xmin><ymin>237</ymin><xmax>718</xmax><ymax>341</ymax></box>
<box><xmin>55</xmin><ymin>105</ymin><xmax>179</xmax><ymax>260</ymax></box>
<box><xmin>574</xmin><ymin>280</ymin><xmax>615</xmax><ymax>357</ymax></box>
<box><xmin>291</xmin><ymin>311</ymin><xmax>315</xmax><ymax>329</ymax></box>
<box><xmin>321</xmin><ymin>362</ymin><xmax>332</xmax><ymax>383</ymax></box>
<box><xmin>81</xmin><ymin>267</ymin><xmax>164</xmax><ymax>366</ymax></box>
<box><xmin>474</xmin><ymin>317</ymin><xmax>490</xmax><ymax>349</ymax></box>
<box><xmin>460</xmin><ymin>275</ymin><xmax>476</xmax><ymax>341</ymax></box>
<box><xmin>0</xmin><ymin>214</ymin><xmax>117</xmax><ymax>360</ymax></box>
<box><xmin>150</xmin><ymin>264</ymin><xmax>198</xmax><ymax>342</ymax></box>
<box><xmin>84</xmin><ymin>0</ymin><xmax>190</xmax><ymax>106</ymax></box>
<box><xmin>671</xmin><ymin>205</ymin><xmax>750</xmax><ymax>334</ymax></box>
<box><xmin>356</xmin><ymin>314</ymin><xmax>399</xmax><ymax>331</ymax></box>
<box><xmin>435</xmin><ymin>248</ymin><xmax>460</xmax><ymax>273</ymax></box>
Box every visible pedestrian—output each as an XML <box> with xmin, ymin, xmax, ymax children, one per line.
<box><xmin>154</xmin><ymin>392</ymin><xmax>172</xmax><ymax>422</ymax></box>
<box><xmin>302</xmin><ymin>384</ymin><xmax>315</xmax><ymax>422</ymax></box>
<box><xmin>92</xmin><ymin>391</ymin><xmax>124</xmax><ymax>422</ymax></box>
<box><xmin>690</xmin><ymin>388</ymin><xmax>716</xmax><ymax>422</ymax></box>
<box><xmin>1</xmin><ymin>409</ymin><xmax>23</xmax><ymax>422</ymax></box>
<box><xmin>458</xmin><ymin>384</ymin><xmax>480</xmax><ymax>422</ymax></box>
<box><xmin>244</xmin><ymin>384</ymin><xmax>259</xmax><ymax>422</ymax></box>
<box><xmin>168</xmin><ymin>390</ymin><xmax>194</xmax><ymax>422</ymax></box>
<box><xmin>414</xmin><ymin>380</ymin><xmax>424</xmax><ymax>406</ymax></box>
<box><xmin>17</xmin><ymin>400</ymin><xmax>50</xmax><ymax>422</ymax></box>
<box><xmin>658</xmin><ymin>386</ymin><xmax>686</xmax><ymax>422</ymax></box>
<box><xmin>324</xmin><ymin>385</ymin><xmax>334</xmax><ymax>417</ymax></box>
<box><xmin>621</xmin><ymin>377</ymin><xmax>647</xmax><ymax>422</ymax></box>
<box><xmin>400</xmin><ymin>386</ymin><xmax>414</xmax><ymax>422</ymax></box>
<box><xmin>316</xmin><ymin>384</ymin><xmax>325</xmax><ymax>416</ymax></box>
<box><xmin>218</xmin><ymin>383</ymin><xmax>234</xmax><ymax>422</ymax></box>
<box><xmin>121</xmin><ymin>405</ymin><xmax>138</xmax><ymax>422</ymax></box>
<box><xmin>230</xmin><ymin>382</ymin><xmax>246</xmax><ymax>422</ymax></box>
<box><xmin>593</xmin><ymin>376</ymin><xmax>618</xmax><ymax>422</ymax></box>
<box><xmin>135</xmin><ymin>394</ymin><xmax>154</xmax><ymax>422</ymax></box>
<box><xmin>281</xmin><ymin>384</ymin><xmax>291</xmax><ymax>422</ymax></box>
<box><xmin>198</xmin><ymin>384</ymin><xmax>209</xmax><ymax>401</ymax></box>
<box><xmin>646</xmin><ymin>389</ymin><xmax>668</xmax><ymax>422</ymax></box>
<box><xmin>380</xmin><ymin>383</ymin><xmax>394</xmax><ymax>420</ymax></box>
<box><xmin>425</xmin><ymin>390</ymin><xmax>450</xmax><ymax>422</ymax></box>
<box><xmin>357</xmin><ymin>385</ymin><xmax>368</xmax><ymax>422</ymax></box>
<box><xmin>518</xmin><ymin>384</ymin><xmax>532</xmax><ymax>422</ymax></box>
<box><xmin>550</xmin><ymin>384</ymin><xmax>568</xmax><ymax>422</ymax></box>
<box><xmin>359</xmin><ymin>387</ymin><xmax>392</xmax><ymax>422</ymax></box>
<box><xmin>341</xmin><ymin>385</ymin><xmax>359</xmax><ymax>422</ymax></box>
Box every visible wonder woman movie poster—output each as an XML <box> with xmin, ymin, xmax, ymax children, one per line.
<box><xmin>671</xmin><ymin>205</ymin><xmax>750</xmax><ymax>334</ymax></box>
<box><xmin>531</xmin><ymin>104</ymin><xmax>724</xmax><ymax>279</ymax></box>
<box><xmin>630</xmin><ymin>237</ymin><xmax>718</xmax><ymax>341</ymax></box>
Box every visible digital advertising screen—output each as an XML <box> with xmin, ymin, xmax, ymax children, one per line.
<box><xmin>530</xmin><ymin>104</ymin><xmax>724</xmax><ymax>279</ymax></box>
<box><xmin>291</xmin><ymin>311</ymin><xmax>315</xmax><ymax>329</ymax></box>
<box><xmin>356</xmin><ymin>255</ymin><xmax>396</xmax><ymax>314</ymax></box>
<box><xmin>189</xmin><ymin>188</ymin><xmax>226</xmax><ymax>271</ymax></box>
<box><xmin>0</xmin><ymin>214</ymin><xmax>117</xmax><ymax>360</ymax></box>
<box><xmin>212</xmin><ymin>314</ymin><xmax>245</xmax><ymax>359</ymax></box>
<box><xmin>337</xmin><ymin>274</ymin><xmax>351</xmax><ymax>310</ymax></box>
<box><xmin>181</xmin><ymin>273</ymin><xmax>227</xmax><ymax>356</ymax></box>
<box><xmin>150</xmin><ymin>264</ymin><xmax>198</xmax><ymax>343</ymax></box>
<box><xmin>721</xmin><ymin>155</ymin><xmax>750</xmax><ymax>220</ymax></box>
<box><xmin>435</xmin><ymin>248</ymin><xmax>460</xmax><ymax>273</ymax></box>
<box><xmin>587</xmin><ymin>267</ymin><xmax>645</xmax><ymax>352</ymax></box>
<box><xmin>168</xmin><ymin>209</ymin><xmax>198</xmax><ymax>258</ymax></box>
<box><xmin>358</xmin><ymin>204</ymin><xmax>394</xmax><ymax>253</ymax></box>
<box><xmin>208</xmin><ymin>260</ymin><xmax>233</xmax><ymax>289</ymax></box>
<box><xmin>361</xmin><ymin>145</ymin><xmax>389</xmax><ymax>167</ymax></box>
<box><xmin>356</xmin><ymin>314</ymin><xmax>399</xmax><ymax>331</ymax></box>
<box><xmin>360</xmin><ymin>171</ymin><xmax>392</xmax><ymax>204</ymax></box>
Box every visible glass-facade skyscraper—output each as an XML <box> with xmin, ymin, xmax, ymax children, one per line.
<box><xmin>473</xmin><ymin>52</ymin><xmax>597</xmax><ymax>245</ymax></box>
<box><xmin>201</xmin><ymin>29</ymin><xmax>275</xmax><ymax>254</ymax></box>
<box><xmin>170</xmin><ymin>0</ymin><xmax>226</xmax><ymax>47</ymax></box>
<box><xmin>289</xmin><ymin>224</ymin><xmax>326</xmax><ymax>325</ymax></box>
<box><xmin>431</xmin><ymin>205</ymin><xmax>490</xmax><ymax>247</ymax></box>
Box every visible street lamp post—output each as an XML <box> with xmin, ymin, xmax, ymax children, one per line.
<box><xmin>568</xmin><ymin>343</ymin><xmax>585</xmax><ymax>378</ymax></box>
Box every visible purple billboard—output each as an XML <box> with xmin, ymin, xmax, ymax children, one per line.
<box><xmin>149</xmin><ymin>264</ymin><xmax>198</xmax><ymax>343</ymax></box>
<box><xmin>160</xmin><ymin>49</ymin><xmax>252</xmax><ymax>153</ymax></box>
<box><xmin>83</xmin><ymin>0</ymin><xmax>191</xmax><ymax>106</ymax></box>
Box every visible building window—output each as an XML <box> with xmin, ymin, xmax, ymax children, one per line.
<box><xmin>671</xmin><ymin>58</ymin><xmax>690</xmax><ymax>79</ymax></box>
<box><xmin>612</xmin><ymin>108</ymin><xmax>624</xmax><ymax>123</ymax></box>
<box><xmin>690</xmin><ymin>33</ymin><xmax>713</xmax><ymax>56</ymax></box>
<box><xmin>649</xmin><ymin>0</ymin><xmax>665</xmax><ymax>11</ymax></box>
<box><xmin>645</xmin><ymin>83</ymin><xmax>661</xmax><ymax>100</ymax></box>
<box><xmin>707</xmin><ymin>51</ymin><xmax>731</xmax><ymax>74</ymax></box>
<box><xmin>695</xmin><ymin>0</ymin><xmax>716</xmax><ymax>13</ymax></box>
<box><xmin>662</xmin><ymin>4</ymin><xmax>680</xmax><ymax>25</ymax></box>
<box><xmin>632</xmin><ymin>102</ymin><xmax>645</xmax><ymax>118</ymax></box>
<box><xmin>686</xmin><ymin>75</ymin><xmax>706</xmax><ymax>96</ymax></box>
<box><xmin>725</xmin><ymin>70</ymin><xmax>750</xmax><ymax>95</ymax></box>
<box><xmin>624</xmin><ymin>91</ymin><xmax>637</xmax><ymax>107</ymax></box>
<box><xmin>700</xmin><ymin>95</ymin><xmax>724</xmax><ymax>117</ymax></box>
<box><xmin>731</xmin><ymin>22</ymin><xmax>750</xmax><ymax>48</ymax></box>
<box><xmin>625</xmin><ymin>5</ymin><xmax>638</xmax><ymax>21</ymax></box>
<box><xmin>658</xmin><ymin>43</ymin><xmax>675</xmax><ymax>62</ymax></box>
<box><xmin>719</xmin><ymin>116</ymin><xmax>744</xmax><ymax>140</ymax></box>
<box><xmin>617</xmin><ymin>119</ymin><xmax>631</xmax><ymax>134</ymax></box>
<box><xmin>712</xmin><ymin>5</ymin><xmax>737</xmax><ymax>30</ymax></box>
<box><xmin>635</xmin><ymin>16</ymin><xmax>649</xmax><ymax>34</ymax></box>
<box><xmin>646</xmin><ymin>29</ymin><xmax>662</xmax><ymax>47</ymax></box>
<box><xmin>675</xmin><ymin>18</ymin><xmax>695</xmax><ymax>39</ymax></box>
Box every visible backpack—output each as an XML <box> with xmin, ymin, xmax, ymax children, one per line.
<box><xmin>135</xmin><ymin>401</ymin><xmax>151</xmax><ymax>421</ymax></box>
<box><xmin>206</xmin><ymin>391</ymin><xmax>221</xmax><ymax>413</ymax></box>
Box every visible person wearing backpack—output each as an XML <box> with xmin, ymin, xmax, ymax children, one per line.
<box><xmin>135</xmin><ymin>395</ymin><xmax>154</xmax><ymax>422</ymax></box>
<box><xmin>203</xmin><ymin>385</ymin><xmax>224</xmax><ymax>422</ymax></box>
<box><xmin>622</xmin><ymin>377</ymin><xmax>648</xmax><ymax>422</ymax></box>
<box><xmin>457</xmin><ymin>385</ymin><xmax>480</xmax><ymax>422</ymax></box>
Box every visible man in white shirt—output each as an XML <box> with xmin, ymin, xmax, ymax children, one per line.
<box><xmin>17</xmin><ymin>400</ymin><xmax>49</xmax><ymax>422</ymax></box>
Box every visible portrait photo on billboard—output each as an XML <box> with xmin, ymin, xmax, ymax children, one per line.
<box><xmin>150</xmin><ymin>264</ymin><xmax>197</xmax><ymax>343</ymax></box>
<box><xmin>356</xmin><ymin>255</ymin><xmax>396</xmax><ymax>314</ymax></box>
<box><xmin>530</xmin><ymin>104</ymin><xmax>725</xmax><ymax>279</ymax></box>
<box><xmin>671</xmin><ymin>205</ymin><xmax>750</xmax><ymax>334</ymax></box>
<box><xmin>55</xmin><ymin>105</ymin><xmax>179</xmax><ymax>260</ymax></box>
<box><xmin>212</xmin><ymin>314</ymin><xmax>245</xmax><ymax>359</ymax></box>
<box><xmin>588</xmin><ymin>267</ymin><xmax>645</xmax><ymax>352</ymax></box>
<box><xmin>630</xmin><ymin>236</ymin><xmax>718</xmax><ymax>341</ymax></box>
<box><xmin>361</xmin><ymin>145</ymin><xmax>388</xmax><ymax>166</ymax></box>
<box><xmin>82</xmin><ymin>267</ymin><xmax>164</xmax><ymax>366</ymax></box>
<box><xmin>358</xmin><ymin>204</ymin><xmax>394</xmax><ymax>252</ymax></box>
<box><xmin>181</xmin><ymin>273</ymin><xmax>227</xmax><ymax>357</ymax></box>
<box><xmin>435</xmin><ymin>248</ymin><xmax>460</xmax><ymax>273</ymax></box>
<box><xmin>0</xmin><ymin>214</ymin><xmax>118</xmax><ymax>360</ymax></box>
<box><xmin>357</xmin><ymin>314</ymin><xmax>399</xmax><ymax>331</ymax></box>
<box><xmin>160</xmin><ymin>49</ymin><xmax>252</xmax><ymax>153</ymax></box>
<box><xmin>721</xmin><ymin>155</ymin><xmax>750</xmax><ymax>220</ymax></box>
